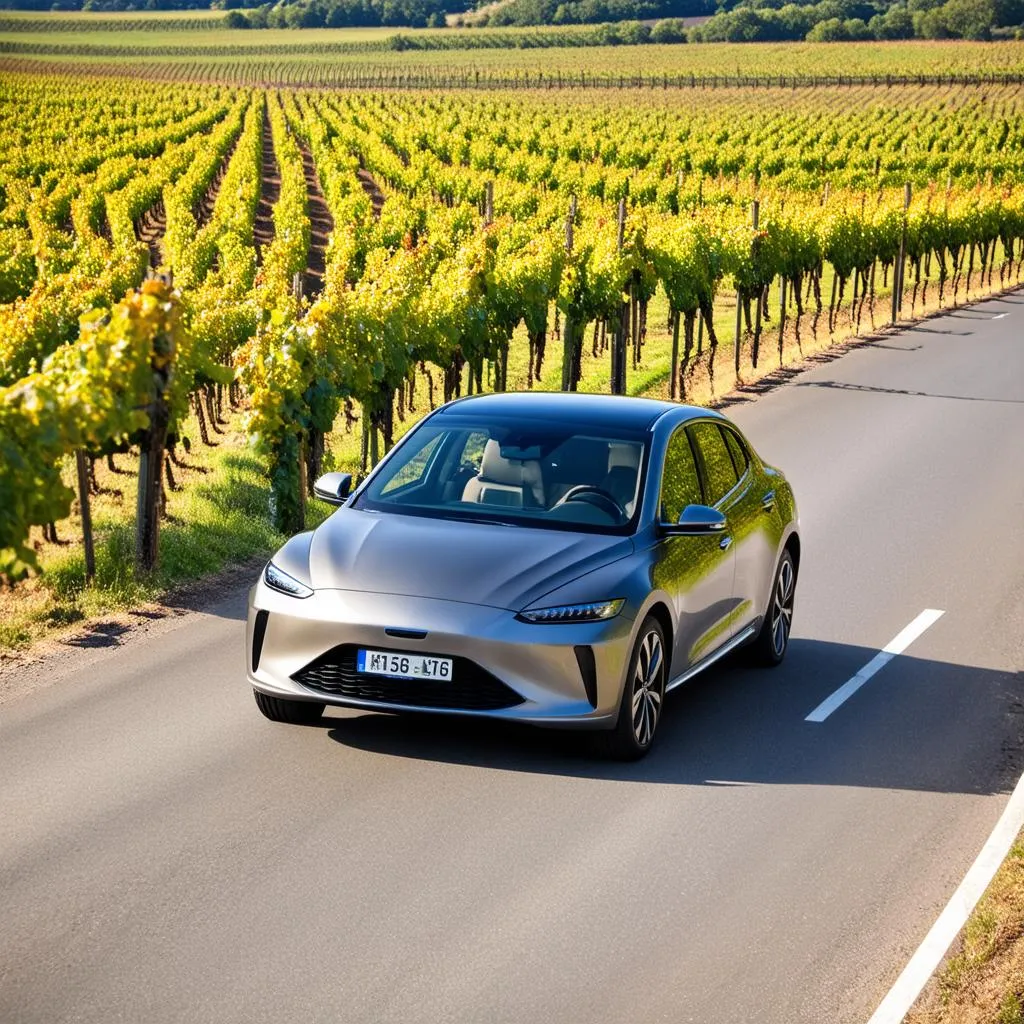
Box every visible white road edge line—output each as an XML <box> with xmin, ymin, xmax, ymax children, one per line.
<box><xmin>992</xmin><ymin>312</ymin><xmax>1009</xmax><ymax>320</ymax></box>
<box><xmin>805</xmin><ymin>609</ymin><xmax>945</xmax><ymax>723</ymax></box>
<box><xmin>866</xmin><ymin>767</ymin><xmax>1024</xmax><ymax>1024</ymax></box>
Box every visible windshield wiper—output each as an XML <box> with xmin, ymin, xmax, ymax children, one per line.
<box><xmin>435</xmin><ymin>512</ymin><xmax>517</xmax><ymax>527</ymax></box>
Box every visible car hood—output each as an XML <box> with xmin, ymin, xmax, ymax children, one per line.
<box><xmin>307</xmin><ymin>508</ymin><xmax>633</xmax><ymax>611</ymax></box>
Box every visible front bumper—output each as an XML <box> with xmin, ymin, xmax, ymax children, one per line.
<box><xmin>246</xmin><ymin>582</ymin><xmax>636</xmax><ymax>728</ymax></box>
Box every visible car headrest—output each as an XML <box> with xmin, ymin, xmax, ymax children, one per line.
<box><xmin>481</xmin><ymin>439</ymin><xmax>528</xmax><ymax>484</ymax></box>
<box><xmin>478</xmin><ymin>439</ymin><xmax>544</xmax><ymax>504</ymax></box>
<box><xmin>607</xmin><ymin>443</ymin><xmax>641</xmax><ymax>472</ymax></box>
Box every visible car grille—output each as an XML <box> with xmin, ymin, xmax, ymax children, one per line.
<box><xmin>292</xmin><ymin>644</ymin><xmax>525</xmax><ymax>712</ymax></box>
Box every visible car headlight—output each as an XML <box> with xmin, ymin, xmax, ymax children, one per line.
<box><xmin>264</xmin><ymin>562</ymin><xmax>313</xmax><ymax>599</ymax></box>
<box><xmin>517</xmin><ymin>599</ymin><xmax>624</xmax><ymax>624</ymax></box>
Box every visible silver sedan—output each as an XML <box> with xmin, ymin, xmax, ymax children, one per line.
<box><xmin>247</xmin><ymin>392</ymin><xmax>799</xmax><ymax>759</ymax></box>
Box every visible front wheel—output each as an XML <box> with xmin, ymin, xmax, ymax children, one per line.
<box><xmin>601</xmin><ymin>616</ymin><xmax>667</xmax><ymax>761</ymax></box>
<box><xmin>253</xmin><ymin>689</ymin><xmax>324</xmax><ymax>725</ymax></box>
<box><xmin>750</xmin><ymin>549</ymin><xmax>796</xmax><ymax>667</ymax></box>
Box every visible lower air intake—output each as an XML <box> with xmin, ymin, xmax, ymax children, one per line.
<box><xmin>292</xmin><ymin>645</ymin><xmax>525</xmax><ymax>712</ymax></box>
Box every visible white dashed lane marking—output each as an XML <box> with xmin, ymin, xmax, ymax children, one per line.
<box><xmin>804</xmin><ymin>609</ymin><xmax>945</xmax><ymax>724</ymax></box>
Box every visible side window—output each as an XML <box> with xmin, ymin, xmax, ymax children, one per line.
<box><xmin>689</xmin><ymin>421</ymin><xmax>738</xmax><ymax>506</ymax></box>
<box><xmin>459</xmin><ymin>430</ymin><xmax>489</xmax><ymax>471</ymax></box>
<box><xmin>721</xmin><ymin>426</ymin><xmax>749</xmax><ymax>479</ymax></box>
<box><xmin>380</xmin><ymin>434</ymin><xmax>442</xmax><ymax>495</ymax></box>
<box><xmin>659</xmin><ymin>426</ymin><xmax>704</xmax><ymax>524</ymax></box>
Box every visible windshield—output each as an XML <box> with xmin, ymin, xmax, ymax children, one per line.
<box><xmin>355</xmin><ymin>414</ymin><xmax>648</xmax><ymax>534</ymax></box>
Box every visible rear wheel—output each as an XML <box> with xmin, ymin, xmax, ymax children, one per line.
<box><xmin>751</xmin><ymin>549</ymin><xmax>796</xmax><ymax>667</ymax></box>
<box><xmin>601</xmin><ymin>616</ymin><xmax>667</xmax><ymax>761</ymax></box>
<box><xmin>253</xmin><ymin>689</ymin><xmax>324</xmax><ymax>725</ymax></box>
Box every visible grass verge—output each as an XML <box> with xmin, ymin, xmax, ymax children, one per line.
<box><xmin>0</xmin><ymin>410</ymin><xmax>328</xmax><ymax>655</ymax></box>
<box><xmin>908</xmin><ymin>834</ymin><xmax>1024</xmax><ymax>1024</ymax></box>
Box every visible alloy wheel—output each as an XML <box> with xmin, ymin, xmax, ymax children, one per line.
<box><xmin>770</xmin><ymin>557</ymin><xmax>795</xmax><ymax>658</ymax></box>
<box><xmin>631</xmin><ymin>629</ymin><xmax>665</xmax><ymax>746</ymax></box>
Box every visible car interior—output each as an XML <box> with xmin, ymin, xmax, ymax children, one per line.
<box><xmin>456</xmin><ymin>436</ymin><xmax>643</xmax><ymax>523</ymax></box>
<box><xmin>363</xmin><ymin>425</ymin><xmax>647</xmax><ymax>529</ymax></box>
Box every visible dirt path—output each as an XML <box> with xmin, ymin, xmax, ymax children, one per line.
<box><xmin>357</xmin><ymin>168</ymin><xmax>385</xmax><ymax>221</ymax></box>
<box><xmin>135</xmin><ymin>198</ymin><xmax>166</xmax><ymax>270</ymax></box>
<box><xmin>129</xmin><ymin>123</ymin><xmax>238</xmax><ymax>273</ymax></box>
<box><xmin>195</xmin><ymin>132</ymin><xmax>240</xmax><ymax>229</ymax></box>
<box><xmin>254</xmin><ymin>101</ymin><xmax>279</xmax><ymax>266</ymax></box>
<box><xmin>298</xmin><ymin>137</ymin><xmax>333</xmax><ymax>298</ymax></box>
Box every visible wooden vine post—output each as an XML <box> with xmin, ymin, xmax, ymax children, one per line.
<box><xmin>298</xmin><ymin>436</ymin><xmax>307</xmax><ymax>531</ymax></box>
<box><xmin>777</xmin><ymin>275</ymin><xmax>788</xmax><ymax>366</ymax></box>
<box><xmin>735</xmin><ymin>200</ymin><xmax>759</xmax><ymax>378</ymax></box>
<box><xmin>669</xmin><ymin>310</ymin><xmax>680</xmax><ymax>401</ymax></box>
<box><xmin>751</xmin><ymin>200</ymin><xmax>763</xmax><ymax>368</ymax></box>
<box><xmin>561</xmin><ymin>195</ymin><xmax>578</xmax><ymax>391</ymax></box>
<box><xmin>483</xmin><ymin>181</ymin><xmax>509</xmax><ymax>390</ymax></box>
<box><xmin>892</xmin><ymin>183</ymin><xmax>911</xmax><ymax>324</ymax></box>
<box><xmin>134</xmin><ymin>281</ymin><xmax>177</xmax><ymax>575</ymax></box>
<box><xmin>135</xmin><ymin>370</ymin><xmax>171</xmax><ymax>575</ymax></box>
<box><xmin>611</xmin><ymin>197</ymin><xmax>628</xmax><ymax>396</ymax></box>
<box><xmin>75</xmin><ymin>450</ymin><xmax>95</xmax><ymax>584</ymax></box>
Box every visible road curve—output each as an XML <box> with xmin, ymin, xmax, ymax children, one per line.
<box><xmin>2</xmin><ymin>296</ymin><xmax>1023</xmax><ymax>1024</ymax></box>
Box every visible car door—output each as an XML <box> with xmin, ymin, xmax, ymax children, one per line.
<box><xmin>652</xmin><ymin>424</ymin><xmax>736</xmax><ymax>674</ymax></box>
<box><xmin>715</xmin><ymin>423</ymin><xmax>773</xmax><ymax>637</ymax></box>
<box><xmin>685</xmin><ymin>421</ymin><xmax>747</xmax><ymax>658</ymax></box>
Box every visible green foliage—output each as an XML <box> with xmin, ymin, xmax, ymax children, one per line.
<box><xmin>648</xmin><ymin>218</ymin><xmax>723</xmax><ymax>315</ymax></box>
<box><xmin>0</xmin><ymin>280</ymin><xmax>189</xmax><ymax>580</ymax></box>
<box><xmin>0</xmin><ymin>95</ymin><xmax>231</xmax><ymax>387</ymax></box>
<box><xmin>6</xmin><ymin>81</ymin><xmax>1024</xmax><ymax>579</ymax></box>
<box><xmin>162</xmin><ymin>98</ymin><xmax>249</xmax><ymax>286</ymax></box>
<box><xmin>260</xmin><ymin>94</ymin><xmax>311</xmax><ymax>301</ymax></box>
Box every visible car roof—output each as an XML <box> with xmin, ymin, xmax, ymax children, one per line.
<box><xmin>437</xmin><ymin>391</ymin><xmax>719</xmax><ymax>432</ymax></box>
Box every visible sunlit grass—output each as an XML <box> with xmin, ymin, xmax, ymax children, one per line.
<box><xmin>0</xmin><ymin>407</ymin><xmax>292</xmax><ymax>652</ymax></box>
<box><xmin>909</xmin><ymin>839</ymin><xmax>1024</xmax><ymax>1024</ymax></box>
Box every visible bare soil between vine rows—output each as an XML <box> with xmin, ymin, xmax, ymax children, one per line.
<box><xmin>254</xmin><ymin>100</ymin><xmax>279</xmax><ymax>264</ymax></box>
<box><xmin>357</xmin><ymin>167</ymin><xmax>385</xmax><ymax>221</ymax></box>
<box><xmin>299</xmin><ymin>135</ymin><xmax>333</xmax><ymax>297</ymax></box>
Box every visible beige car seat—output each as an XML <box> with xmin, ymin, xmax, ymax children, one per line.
<box><xmin>462</xmin><ymin>439</ymin><xmax>545</xmax><ymax>508</ymax></box>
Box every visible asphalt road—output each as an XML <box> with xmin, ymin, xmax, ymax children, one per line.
<box><xmin>2</xmin><ymin>296</ymin><xmax>1023</xmax><ymax>1024</ymax></box>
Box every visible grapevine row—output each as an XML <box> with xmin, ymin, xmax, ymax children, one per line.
<box><xmin>2</xmin><ymin>80</ymin><xmax>1024</xmax><ymax>580</ymax></box>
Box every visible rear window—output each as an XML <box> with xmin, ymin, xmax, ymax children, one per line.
<box><xmin>721</xmin><ymin>426</ymin><xmax>750</xmax><ymax>478</ymax></box>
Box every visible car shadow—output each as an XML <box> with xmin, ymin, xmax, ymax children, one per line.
<box><xmin>322</xmin><ymin>638</ymin><xmax>1024</xmax><ymax>795</ymax></box>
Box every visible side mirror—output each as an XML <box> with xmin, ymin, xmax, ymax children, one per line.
<box><xmin>312</xmin><ymin>472</ymin><xmax>352</xmax><ymax>506</ymax></box>
<box><xmin>662</xmin><ymin>504</ymin><xmax>727</xmax><ymax>536</ymax></box>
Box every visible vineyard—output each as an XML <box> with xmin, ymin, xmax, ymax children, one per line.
<box><xmin>5</xmin><ymin>39</ymin><xmax>1024</xmax><ymax>87</ymax></box>
<box><xmin>2</xmin><ymin>70</ymin><xmax>1024</xmax><ymax>615</ymax></box>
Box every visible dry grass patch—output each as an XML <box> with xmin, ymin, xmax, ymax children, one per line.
<box><xmin>909</xmin><ymin>840</ymin><xmax>1024</xmax><ymax>1024</ymax></box>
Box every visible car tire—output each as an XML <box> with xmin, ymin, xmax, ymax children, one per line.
<box><xmin>750</xmin><ymin>549</ymin><xmax>796</xmax><ymax>667</ymax></box>
<box><xmin>601</xmin><ymin>616</ymin><xmax>667</xmax><ymax>761</ymax></box>
<box><xmin>253</xmin><ymin>689</ymin><xmax>325</xmax><ymax>725</ymax></box>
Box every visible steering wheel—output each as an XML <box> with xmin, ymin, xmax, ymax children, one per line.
<box><xmin>553</xmin><ymin>485</ymin><xmax>626</xmax><ymax>524</ymax></box>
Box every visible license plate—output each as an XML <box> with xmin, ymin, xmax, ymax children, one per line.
<box><xmin>356</xmin><ymin>649</ymin><xmax>453</xmax><ymax>682</ymax></box>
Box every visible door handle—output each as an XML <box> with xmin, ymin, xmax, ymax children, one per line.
<box><xmin>719</xmin><ymin>535</ymin><xmax>733</xmax><ymax>551</ymax></box>
<box><xmin>760</xmin><ymin>490</ymin><xmax>776</xmax><ymax>513</ymax></box>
